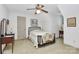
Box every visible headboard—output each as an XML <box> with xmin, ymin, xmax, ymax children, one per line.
<box><xmin>28</xmin><ymin>26</ymin><xmax>41</xmax><ymax>35</ymax></box>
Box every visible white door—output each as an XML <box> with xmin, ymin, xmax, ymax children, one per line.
<box><xmin>17</xmin><ymin>16</ymin><xmax>26</xmax><ymax>39</ymax></box>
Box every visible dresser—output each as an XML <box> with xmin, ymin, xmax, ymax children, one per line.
<box><xmin>0</xmin><ymin>34</ymin><xmax>14</xmax><ymax>54</ymax></box>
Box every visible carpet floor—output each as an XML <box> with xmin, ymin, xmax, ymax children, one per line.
<box><xmin>3</xmin><ymin>38</ymin><xmax>79</xmax><ymax>54</ymax></box>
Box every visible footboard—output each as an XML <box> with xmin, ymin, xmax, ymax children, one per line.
<box><xmin>36</xmin><ymin>33</ymin><xmax>55</xmax><ymax>48</ymax></box>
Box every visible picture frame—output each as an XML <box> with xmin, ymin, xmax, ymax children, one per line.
<box><xmin>31</xmin><ymin>19</ymin><xmax>38</xmax><ymax>27</ymax></box>
<box><xmin>67</xmin><ymin>17</ymin><xmax>76</xmax><ymax>27</ymax></box>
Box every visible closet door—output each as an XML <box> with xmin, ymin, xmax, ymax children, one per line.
<box><xmin>17</xmin><ymin>16</ymin><xmax>26</xmax><ymax>39</ymax></box>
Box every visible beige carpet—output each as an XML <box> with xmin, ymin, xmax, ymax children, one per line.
<box><xmin>3</xmin><ymin>38</ymin><xmax>79</xmax><ymax>54</ymax></box>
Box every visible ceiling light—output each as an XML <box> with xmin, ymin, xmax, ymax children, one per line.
<box><xmin>36</xmin><ymin>10</ymin><xmax>41</xmax><ymax>14</ymax></box>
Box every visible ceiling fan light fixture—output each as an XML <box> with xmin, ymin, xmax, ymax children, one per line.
<box><xmin>27</xmin><ymin>4</ymin><xmax>48</xmax><ymax>15</ymax></box>
<box><xmin>36</xmin><ymin>10</ymin><xmax>41</xmax><ymax>14</ymax></box>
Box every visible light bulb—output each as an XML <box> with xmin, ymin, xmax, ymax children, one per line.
<box><xmin>37</xmin><ymin>10</ymin><xmax>41</xmax><ymax>14</ymax></box>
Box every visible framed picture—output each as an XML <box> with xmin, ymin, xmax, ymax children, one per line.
<box><xmin>31</xmin><ymin>19</ymin><xmax>38</xmax><ymax>27</ymax></box>
<box><xmin>67</xmin><ymin>17</ymin><xmax>76</xmax><ymax>27</ymax></box>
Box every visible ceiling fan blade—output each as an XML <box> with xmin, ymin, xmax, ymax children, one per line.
<box><xmin>41</xmin><ymin>4</ymin><xmax>44</xmax><ymax>8</ymax></box>
<box><xmin>41</xmin><ymin>9</ymin><xmax>48</xmax><ymax>13</ymax></box>
<box><xmin>26</xmin><ymin>8</ymin><xmax>35</xmax><ymax>10</ymax></box>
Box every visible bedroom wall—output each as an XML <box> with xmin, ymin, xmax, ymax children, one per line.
<box><xmin>0</xmin><ymin>4</ymin><xmax>8</xmax><ymax>21</ymax></box>
<box><xmin>57</xmin><ymin>15</ymin><xmax>64</xmax><ymax>30</ymax></box>
<box><xmin>0</xmin><ymin>4</ymin><xmax>9</xmax><ymax>35</ymax></box>
<box><xmin>58</xmin><ymin>4</ymin><xmax>79</xmax><ymax>48</ymax></box>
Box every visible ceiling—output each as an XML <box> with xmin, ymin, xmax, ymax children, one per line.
<box><xmin>4</xmin><ymin>4</ymin><xmax>60</xmax><ymax>15</ymax></box>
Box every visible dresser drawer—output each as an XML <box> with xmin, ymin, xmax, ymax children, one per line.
<box><xmin>2</xmin><ymin>37</ymin><xmax>13</xmax><ymax>44</ymax></box>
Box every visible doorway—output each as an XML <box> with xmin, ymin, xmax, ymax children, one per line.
<box><xmin>17</xmin><ymin>16</ymin><xmax>26</xmax><ymax>39</ymax></box>
<box><xmin>58</xmin><ymin>15</ymin><xmax>64</xmax><ymax>38</ymax></box>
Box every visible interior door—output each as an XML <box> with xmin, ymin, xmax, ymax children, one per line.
<box><xmin>17</xmin><ymin>16</ymin><xmax>26</xmax><ymax>39</ymax></box>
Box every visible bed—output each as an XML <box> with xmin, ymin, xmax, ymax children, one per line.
<box><xmin>28</xmin><ymin>27</ymin><xmax>55</xmax><ymax>48</ymax></box>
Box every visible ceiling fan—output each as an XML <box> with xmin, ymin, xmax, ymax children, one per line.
<box><xmin>26</xmin><ymin>4</ymin><xmax>48</xmax><ymax>14</ymax></box>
